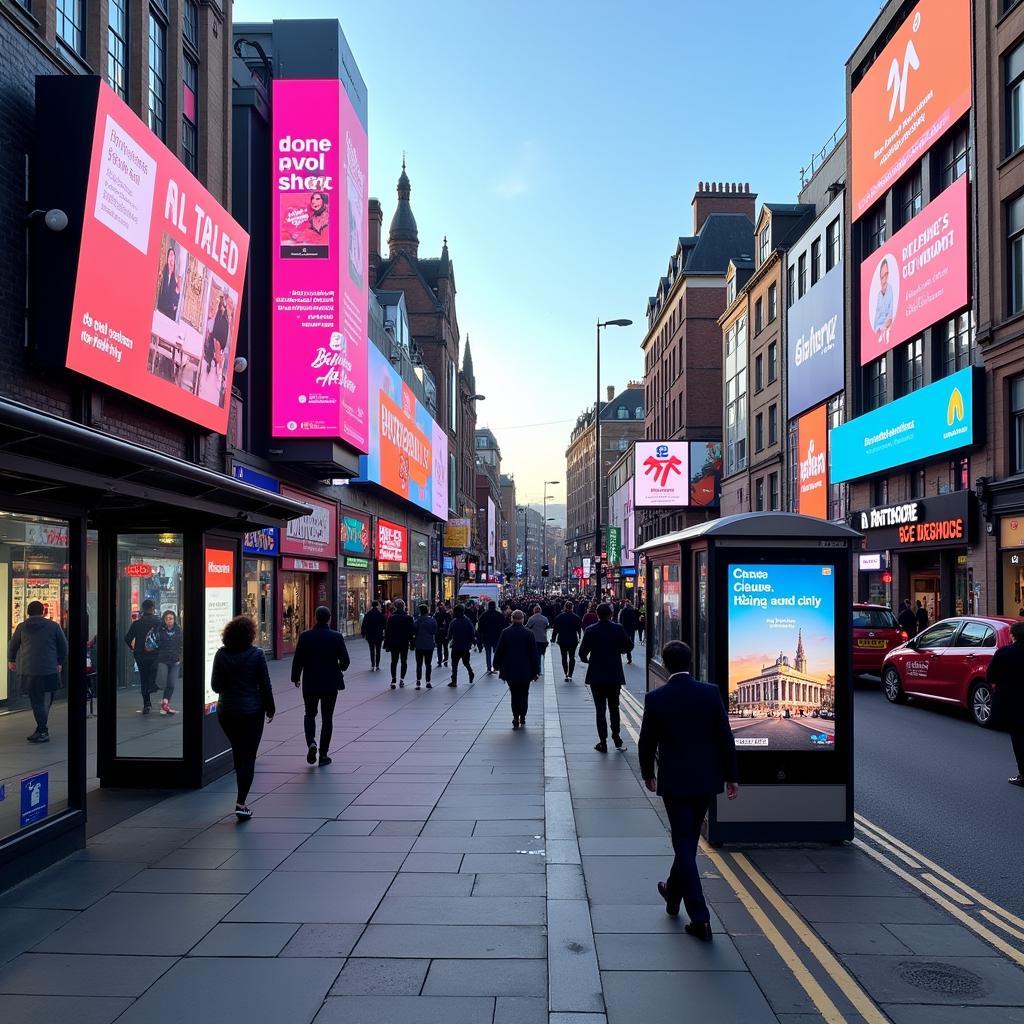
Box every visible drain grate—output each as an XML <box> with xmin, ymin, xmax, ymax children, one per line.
<box><xmin>896</xmin><ymin>961</ymin><xmax>986</xmax><ymax>998</ymax></box>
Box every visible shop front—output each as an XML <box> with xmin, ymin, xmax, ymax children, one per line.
<box><xmin>232</xmin><ymin>465</ymin><xmax>281</xmax><ymax>658</ymax></box>
<box><xmin>375</xmin><ymin>519</ymin><xmax>409</xmax><ymax>604</ymax></box>
<box><xmin>410</xmin><ymin>531</ymin><xmax>430</xmax><ymax>607</ymax></box>
<box><xmin>997</xmin><ymin>516</ymin><xmax>1024</xmax><ymax>616</ymax></box>
<box><xmin>338</xmin><ymin>507</ymin><xmax>372</xmax><ymax>636</ymax></box>
<box><xmin>442</xmin><ymin>556</ymin><xmax>456</xmax><ymax>602</ymax></box>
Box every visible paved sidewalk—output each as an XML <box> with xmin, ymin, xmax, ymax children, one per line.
<box><xmin>1</xmin><ymin>640</ymin><xmax>1023</xmax><ymax>1023</ymax></box>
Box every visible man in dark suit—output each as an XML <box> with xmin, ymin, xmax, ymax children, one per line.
<box><xmin>492</xmin><ymin>610</ymin><xmax>541</xmax><ymax>728</ymax></box>
<box><xmin>291</xmin><ymin>606</ymin><xmax>350</xmax><ymax>766</ymax></box>
<box><xmin>477</xmin><ymin>601</ymin><xmax>505</xmax><ymax>674</ymax></box>
<box><xmin>987</xmin><ymin>620</ymin><xmax>1024</xmax><ymax>786</ymax></box>
<box><xmin>639</xmin><ymin>640</ymin><xmax>738</xmax><ymax>940</ymax></box>
<box><xmin>360</xmin><ymin>601</ymin><xmax>385</xmax><ymax>671</ymax></box>
<box><xmin>384</xmin><ymin>599</ymin><xmax>415</xmax><ymax>689</ymax></box>
<box><xmin>551</xmin><ymin>600</ymin><xmax>583</xmax><ymax>682</ymax></box>
<box><xmin>578</xmin><ymin>602</ymin><xmax>633</xmax><ymax>752</ymax></box>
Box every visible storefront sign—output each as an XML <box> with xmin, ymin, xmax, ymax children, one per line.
<box><xmin>859</xmin><ymin>175</ymin><xmax>968</xmax><ymax>366</ymax></box>
<box><xmin>124</xmin><ymin>563</ymin><xmax>155</xmax><ymax>578</ymax></box>
<box><xmin>573</xmin><ymin>566</ymin><xmax>584</xmax><ymax>579</ymax></box>
<box><xmin>346</xmin><ymin>556</ymin><xmax>370</xmax><ymax>569</ymax></box>
<box><xmin>24</xmin><ymin>524</ymin><xmax>70</xmax><ymax>547</ymax></box>
<box><xmin>1000</xmin><ymin>517</ymin><xmax>1024</xmax><ymax>548</ymax></box>
<box><xmin>859</xmin><ymin>553</ymin><xmax>884</xmax><ymax>571</ymax></box>
<box><xmin>280</xmin><ymin>486</ymin><xmax>337</xmax><ymax>558</ymax></box>
<box><xmin>621</xmin><ymin>566</ymin><xmax>638</xmax><ymax>577</ymax></box>
<box><xmin>850</xmin><ymin>0</ymin><xmax>971</xmax><ymax>221</ymax></box>
<box><xmin>787</xmin><ymin>264</ymin><xmax>844</xmax><ymax>417</ymax></box>
<box><xmin>232</xmin><ymin>465</ymin><xmax>280</xmax><ymax>556</ymax></box>
<box><xmin>582</xmin><ymin>557</ymin><xmax>592</xmax><ymax>578</ymax></box>
<box><xmin>204</xmin><ymin>548</ymin><xmax>235</xmax><ymax>714</ymax></box>
<box><xmin>854</xmin><ymin>492</ymin><xmax>975</xmax><ymax>550</ymax></box>
<box><xmin>830</xmin><ymin>367</ymin><xmax>979</xmax><ymax>483</ymax></box>
<box><xmin>339</xmin><ymin>508</ymin><xmax>371</xmax><ymax>557</ymax></box>
<box><xmin>282</xmin><ymin>557</ymin><xmax>327</xmax><ymax>572</ymax></box>
<box><xmin>60</xmin><ymin>81</ymin><xmax>249</xmax><ymax>434</ymax></box>
<box><xmin>377</xmin><ymin>519</ymin><xmax>408</xmax><ymax>563</ymax></box>
<box><xmin>443</xmin><ymin>555</ymin><xmax>455</xmax><ymax>574</ymax></box>
<box><xmin>444</xmin><ymin>518</ymin><xmax>471</xmax><ymax>549</ymax></box>
<box><xmin>271</xmin><ymin>79</ymin><xmax>368</xmax><ymax>448</ymax></box>
<box><xmin>797</xmin><ymin>405</ymin><xmax>828</xmax><ymax>520</ymax></box>
<box><xmin>606</xmin><ymin>526</ymin><xmax>621</xmax><ymax>567</ymax></box>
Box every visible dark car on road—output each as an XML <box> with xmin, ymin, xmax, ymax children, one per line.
<box><xmin>852</xmin><ymin>604</ymin><xmax>907</xmax><ymax>678</ymax></box>
<box><xmin>880</xmin><ymin>616</ymin><xmax>1018</xmax><ymax>727</ymax></box>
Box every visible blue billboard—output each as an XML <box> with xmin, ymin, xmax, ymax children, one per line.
<box><xmin>787</xmin><ymin>264</ymin><xmax>845</xmax><ymax>419</ymax></box>
<box><xmin>830</xmin><ymin>367</ymin><xmax>979</xmax><ymax>484</ymax></box>
<box><xmin>232</xmin><ymin>465</ymin><xmax>280</xmax><ymax>556</ymax></box>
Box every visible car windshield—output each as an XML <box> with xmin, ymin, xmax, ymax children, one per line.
<box><xmin>853</xmin><ymin>608</ymin><xmax>898</xmax><ymax>629</ymax></box>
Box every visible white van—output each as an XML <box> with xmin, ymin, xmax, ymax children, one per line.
<box><xmin>456</xmin><ymin>583</ymin><xmax>500</xmax><ymax>605</ymax></box>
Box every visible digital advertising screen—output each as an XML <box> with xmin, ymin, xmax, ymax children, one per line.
<box><xmin>796</xmin><ymin>405</ymin><xmax>828</xmax><ymax>520</ymax></box>
<box><xmin>64</xmin><ymin>82</ymin><xmax>249</xmax><ymax>434</ymax></box>
<box><xmin>635</xmin><ymin>441</ymin><xmax>722</xmax><ymax>509</ymax></box>
<box><xmin>204</xmin><ymin>548</ymin><xmax>235</xmax><ymax>714</ymax></box>
<box><xmin>787</xmin><ymin>264</ymin><xmax>844</xmax><ymax>418</ymax></box>
<box><xmin>727</xmin><ymin>563</ymin><xmax>837</xmax><ymax>752</ymax></box>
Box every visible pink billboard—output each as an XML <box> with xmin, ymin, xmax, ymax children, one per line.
<box><xmin>859</xmin><ymin>175</ymin><xmax>968</xmax><ymax>366</ymax></box>
<box><xmin>271</xmin><ymin>79</ymin><xmax>369</xmax><ymax>449</ymax></box>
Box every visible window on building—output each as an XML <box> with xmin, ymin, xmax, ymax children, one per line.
<box><xmin>872</xmin><ymin>476</ymin><xmax>889</xmax><ymax>506</ymax></box>
<box><xmin>942</xmin><ymin>311</ymin><xmax>975</xmax><ymax>376</ymax></box>
<box><xmin>1009</xmin><ymin>43</ymin><xmax>1024</xmax><ymax>158</ymax></box>
<box><xmin>726</xmin><ymin>276</ymin><xmax>736</xmax><ymax>306</ymax></box>
<box><xmin>183</xmin><ymin>0</ymin><xmax>199</xmax><ymax>47</ymax></box>
<box><xmin>811</xmin><ymin>238</ymin><xmax>822</xmax><ymax>286</ymax></box>
<box><xmin>865</xmin><ymin>357</ymin><xmax>887</xmax><ymax>411</ymax></box>
<box><xmin>755</xmin><ymin>478</ymin><xmax>765</xmax><ymax>511</ymax></box>
<box><xmin>768</xmin><ymin>283</ymin><xmax>777</xmax><ymax>322</ymax></box>
<box><xmin>938</xmin><ymin>124</ymin><xmax>970</xmax><ymax>192</ymax></box>
<box><xmin>768</xmin><ymin>403</ymin><xmax>778</xmax><ymax>446</ymax></box>
<box><xmin>895</xmin><ymin>337</ymin><xmax>924</xmax><ymax>397</ymax></box>
<box><xmin>448</xmin><ymin>453</ymin><xmax>457</xmax><ymax>512</ymax></box>
<box><xmin>758</xmin><ymin>226</ymin><xmax>770</xmax><ymax>265</ymax></box>
<box><xmin>787</xmin><ymin>265</ymin><xmax>796</xmax><ymax>308</ymax></box>
<box><xmin>755</xmin><ymin>412</ymin><xmax>764</xmax><ymax>453</ymax></box>
<box><xmin>56</xmin><ymin>0</ymin><xmax>85</xmax><ymax>54</ymax></box>
<box><xmin>1010</xmin><ymin>195</ymin><xmax>1024</xmax><ymax>316</ymax></box>
<box><xmin>107</xmin><ymin>0</ymin><xmax>129</xmax><ymax>98</ymax></box>
<box><xmin>754</xmin><ymin>353</ymin><xmax>764</xmax><ymax>393</ymax></box>
<box><xmin>754</xmin><ymin>297</ymin><xmax>763</xmax><ymax>335</ymax></box>
<box><xmin>898</xmin><ymin>166</ymin><xmax>923</xmax><ymax>227</ymax></box>
<box><xmin>182</xmin><ymin>56</ymin><xmax>199</xmax><ymax>175</ymax></box>
<box><xmin>950</xmin><ymin>457</ymin><xmax>970</xmax><ymax>492</ymax></box>
<box><xmin>1011</xmin><ymin>376</ymin><xmax>1024</xmax><ymax>475</ymax></box>
<box><xmin>768</xmin><ymin>341</ymin><xmax>778</xmax><ymax>383</ymax></box>
<box><xmin>826</xmin><ymin>217</ymin><xmax>841</xmax><ymax>271</ymax></box>
<box><xmin>769</xmin><ymin>472</ymin><xmax>779</xmax><ymax>511</ymax></box>
<box><xmin>635</xmin><ymin>406</ymin><xmax>643</xmax><ymax>419</ymax></box>
<box><xmin>448</xmin><ymin>360</ymin><xmax>457</xmax><ymax>430</ymax></box>
<box><xmin>797</xmin><ymin>253</ymin><xmax>807</xmax><ymax>298</ymax></box>
<box><xmin>725</xmin><ymin>318</ymin><xmax>748</xmax><ymax>476</ymax></box>
<box><xmin>148</xmin><ymin>12</ymin><xmax>167</xmax><ymax>141</ymax></box>
<box><xmin>866</xmin><ymin>204</ymin><xmax>887</xmax><ymax>255</ymax></box>
<box><xmin>909</xmin><ymin>468</ymin><xmax>926</xmax><ymax>499</ymax></box>
<box><xmin>827</xmin><ymin>393</ymin><xmax>847</xmax><ymax>522</ymax></box>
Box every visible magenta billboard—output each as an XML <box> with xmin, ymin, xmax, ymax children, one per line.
<box><xmin>271</xmin><ymin>79</ymin><xmax>369</xmax><ymax>449</ymax></box>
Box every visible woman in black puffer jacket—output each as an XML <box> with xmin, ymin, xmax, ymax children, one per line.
<box><xmin>211</xmin><ymin>615</ymin><xmax>275</xmax><ymax>819</ymax></box>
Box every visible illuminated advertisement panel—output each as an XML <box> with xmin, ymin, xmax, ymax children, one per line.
<box><xmin>271</xmin><ymin>79</ymin><xmax>368</xmax><ymax>449</ymax></box>
<box><xmin>850</xmin><ymin>0</ymin><xmax>971</xmax><ymax>221</ymax></box>
<box><xmin>727</xmin><ymin>563</ymin><xmax>837</xmax><ymax>751</ymax></box>
<box><xmin>204</xmin><ymin>548</ymin><xmax>235</xmax><ymax>714</ymax></box>
<box><xmin>635</xmin><ymin>442</ymin><xmax>689</xmax><ymax>508</ymax></box>
<box><xmin>63</xmin><ymin>82</ymin><xmax>248</xmax><ymax>434</ymax></box>
<box><xmin>797</xmin><ymin>405</ymin><xmax>829</xmax><ymax>520</ymax></box>
<box><xmin>859</xmin><ymin>175</ymin><xmax>968</xmax><ymax>366</ymax></box>
<box><xmin>688</xmin><ymin>441</ymin><xmax>723</xmax><ymax>508</ymax></box>
<box><xmin>377</xmin><ymin>519</ymin><xmax>408</xmax><ymax>563</ymax></box>
<box><xmin>787</xmin><ymin>265</ymin><xmax>844</xmax><ymax>418</ymax></box>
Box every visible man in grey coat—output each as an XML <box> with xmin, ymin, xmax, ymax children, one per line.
<box><xmin>8</xmin><ymin>601</ymin><xmax>68</xmax><ymax>744</ymax></box>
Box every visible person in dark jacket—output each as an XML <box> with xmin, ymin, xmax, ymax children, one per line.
<box><xmin>447</xmin><ymin>604</ymin><xmax>476</xmax><ymax>687</ymax></box>
<box><xmin>987</xmin><ymin>620</ymin><xmax>1024</xmax><ymax>786</ymax></box>
<box><xmin>493</xmin><ymin>610</ymin><xmax>541</xmax><ymax>728</ymax></box>
<box><xmin>551</xmin><ymin>601</ymin><xmax>583</xmax><ymax>682</ymax></box>
<box><xmin>618</xmin><ymin>599</ymin><xmax>639</xmax><ymax>664</ymax></box>
<box><xmin>638</xmin><ymin>640</ymin><xmax>738</xmax><ymax>939</ymax></box>
<box><xmin>434</xmin><ymin>603</ymin><xmax>451</xmax><ymax>666</ymax></box>
<box><xmin>155</xmin><ymin>610</ymin><xmax>182</xmax><ymax>716</ymax></box>
<box><xmin>124</xmin><ymin>599</ymin><xmax>162</xmax><ymax>714</ymax></box>
<box><xmin>578</xmin><ymin>603</ymin><xmax>633</xmax><ymax>752</ymax></box>
<box><xmin>384</xmin><ymin>599</ymin><xmax>415</xmax><ymax>689</ymax></box>
<box><xmin>897</xmin><ymin>599</ymin><xmax>918</xmax><ymax>636</ymax></box>
<box><xmin>636</xmin><ymin>607</ymin><xmax>646</xmax><ymax>644</ymax></box>
<box><xmin>361</xmin><ymin>601</ymin><xmax>385</xmax><ymax>670</ymax></box>
<box><xmin>465</xmin><ymin>602</ymin><xmax>483</xmax><ymax>651</ymax></box>
<box><xmin>477</xmin><ymin>601</ymin><xmax>505</xmax><ymax>674</ymax></box>
<box><xmin>211</xmin><ymin>615</ymin><xmax>275</xmax><ymax>819</ymax></box>
<box><xmin>581</xmin><ymin>602</ymin><xmax>599</xmax><ymax>629</ymax></box>
<box><xmin>915</xmin><ymin>600</ymin><xmax>929</xmax><ymax>635</ymax></box>
<box><xmin>413</xmin><ymin>604</ymin><xmax>438</xmax><ymax>689</ymax></box>
<box><xmin>291</xmin><ymin>606</ymin><xmax>349</xmax><ymax>766</ymax></box>
<box><xmin>8</xmin><ymin>600</ymin><xmax>68</xmax><ymax>743</ymax></box>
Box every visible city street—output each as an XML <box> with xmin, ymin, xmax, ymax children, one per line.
<box><xmin>731</xmin><ymin>714</ymin><xmax>837</xmax><ymax>749</ymax></box>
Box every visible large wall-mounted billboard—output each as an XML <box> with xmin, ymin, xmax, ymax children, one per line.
<box><xmin>850</xmin><ymin>0</ymin><xmax>971</xmax><ymax>222</ymax></box>
<box><xmin>787</xmin><ymin>265</ymin><xmax>844</xmax><ymax>418</ymax></box>
<box><xmin>610</xmin><ymin>479</ymin><xmax>636</xmax><ymax>565</ymax></box>
<box><xmin>859</xmin><ymin>175</ymin><xmax>968</xmax><ymax>366</ymax></box>
<box><xmin>634</xmin><ymin>441</ymin><xmax>722</xmax><ymax>508</ymax></box>
<box><xmin>358</xmin><ymin>344</ymin><xmax>449</xmax><ymax>520</ymax></box>
<box><xmin>830</xmin><ymin>367</ymin><xmax>980</xmax><ymax>483</ymax></box>
<box><xmin>796</xmin><ymin>405</ymin><xmax>828</xmax><ymax>520</ymax></box>
<box><xmin>271</xmin><ymin>79</ymin><xmax>368</xmax><ymax>450</ymax></box>
<box><xmin>55</xmin><ymin>81</ymin><xmax>249</xmax><ymax>434</ymax></box>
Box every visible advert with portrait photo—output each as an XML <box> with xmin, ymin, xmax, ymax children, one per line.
<box><xmin>280</xmin><ymin>190</ymin><xmax>330</xmax><ymax>259</ymax></box>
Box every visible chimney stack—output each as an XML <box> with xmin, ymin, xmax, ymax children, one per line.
<box><xmin>606</xmin><ymin>385</ymin><xmax>615</xmax><ymax>402</ymax></box>
<box><xmin>691</xmin><ymin>180</ymin><xmax>757</xmax><ymax>233</ymax></box>
<box><xmin>368</xmin><ymin>198</ymin><xmax>383</xmax><ymax>278</ymax></box>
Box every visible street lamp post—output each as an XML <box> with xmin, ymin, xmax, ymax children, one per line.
<box><xmin>594</xmin><ymin>318</ymin><xmax>632</xmax><ymax>599</ymax></box>
<box><xmin>542</xmin><ymin>480</ymin><xmax>559</xmax><ymax>591</ymax></box>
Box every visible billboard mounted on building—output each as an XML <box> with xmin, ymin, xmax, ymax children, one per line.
<box><xmin>634</xmin><ymin>441</ymin><xmax>722</xmax><ymax>509</ymax></box>
<box><xmin>787</xmin><ymin>264</ymin><xmax>845</xmax><ymax>418</ymax></box>
<box><xmin>796</xmin><ymin>405</ymin><xmax>829</xmax><ymax>520</ymax></box>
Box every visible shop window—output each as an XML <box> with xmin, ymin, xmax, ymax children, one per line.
<box><xmin>243</xmin><ymin>558</ymin><xmax>275</xmax><ymax>654</ymax></box>
<box><xmin>1011</xmin><ymin>376</ymin><xmax>1024</xmax><ymax>475</ymax></box>
<box><xmin>942</xmin><ymin>311</ymin><xmax>975</xmax><ymax>376</ymax></box>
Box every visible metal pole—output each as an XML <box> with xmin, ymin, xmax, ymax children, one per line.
<box><xmin>542</xmin><ymin>486</ymin><xmax>548</xmax><ymax>588</ymax></box>
<box><xmin>594</xmin><ymin>320</ymin><xmax>602</xmax><ymax>601</ymax></box>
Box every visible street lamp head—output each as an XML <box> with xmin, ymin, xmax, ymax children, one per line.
<box><xmin>545</xmin><ymin>480</ymin><xmax>560</xmax><ymax>485</ymax></box>
<box><xmin>468</xmin><ymin>393</ymin><xmax>486</xmax><ymax>401</ymax></box>
<box><xmin>603</xmin><ymin>318</ymin><xmax>633</xmax><ymax>328</ymax></box>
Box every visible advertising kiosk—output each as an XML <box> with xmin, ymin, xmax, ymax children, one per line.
<box><xmin>638</xmin><ymin>512</ymin><xmax>859</xmax><ymax>843</ymax></box>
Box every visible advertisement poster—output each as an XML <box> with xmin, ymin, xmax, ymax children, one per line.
<box><xmin>204</xmin><ymin>548</ymin><xmax>235</xmax><ymax>714</ymax></box>
<box><xmin>830</xmin><ymin>366</ymin><xmax>976</xmax><ymax>483</ymax></box>
<box><xmin>271</xmin><ymin>79</ymin><xmax>368</xmax><ymax>449</ymax></box>
<box><xmin>65</xmin><ymin>82</ymin><xmax>248</xmax><ymax>434</ymax></box>
<box><xmin>788</xmin><ymin>265</ymin><xmax>845</xmax><ymax>417</ymax></box>
<box><xmin>797</xmin><ymin>405</ymin><xmax>829</xmax><ymax>520</ymax></box>
<box><xmin>377</xmin><ymin>519</ymin><xmax>408</xmax><ymax>563</ymax></box>
<box><xmin>606</xmin><ymin>526</ymin><xmax>621</xmax><ymax>567</ymax></box>
<box><xmin>727</xmin><ymin>563</ymin><xmax>837</xmax><ymax>751</ymax></box>
<box><xmin>610</xmin><ymin>480</ymin><xmax>635</xmax><ymax>565</ymax></box>
<box><xmin>444</xmin><ymin>518</ymin><xmax>471</xmax><ymax>549</ymax></box>
<box><xmin>20</xmin><ymin>772</ymin><xmax>48</xmax><ymax>827</ymax></box>
<box><xmin>688</xmin><ymin>441</ymin><xmax>723</xmax><ymax>507</ymax></box>
<box><xmin>634</xmin><ymin>441</ymin><xmax>690</xmax><ymax>508</ymax></box>
<box><xmin>359</xmin><ymin>344</ymin><xmax>448</xmax><ymax>518</ymax></box>
<box><xmin>487</xmin><ymin>498</ymin><xmax>496</xmax><ymax>563</ymax></box>
<box><xmin>232</xmin><ymin>464</ymin><xmax>280</xmax><ymax>556</ymax></box>
<box><xmin>850</xmin><ymin>0</ymin><xmax>971</xmax><ymax>221</ymax></box>
<box><xmin>859</xmin><ymin>176</ymin><xmax>968</xmax><ymax>366</ymax></box>
<box><xmin>280</xmin><ymin>486</ymin><xmax>337</xmax><ymax>558</ymax></box>
<box><xmin>340</xmin><ymin>508</ymin><xmax>371</xmax><ymax>557</ymax></box>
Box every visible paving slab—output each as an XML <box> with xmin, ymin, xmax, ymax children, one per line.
<box><xmin>0</xmin><ymin>952</ymin><xmax>175</xmax><ymax>996</ymax></box>
<box><xmin>372</xmin><ymin>895</ymin><xmax>545</xmax><ymax>925</ymax></box>
<box><xmin>330</xmin><ymin>957</ymin><xmax>430</xmax><ymax>995</ymax></box>
<box><xmin>0</xmin><ymin>994</ymin><xmax>133</xmax><ymax>1024</ymax></box>
<box><xmin>494</xmin><ymin>995</ymin><xmax>548</xmax><ymax>1024</ymax></box>
<box><xmin>188</xmin><ymin>922</ymin><xmax>299</xmax><ymax>956</ymax></box>
<box><xmin>353</xmin><ymin>924</ymin><xmax>546</xmax><ymax>959</ymax></box>
<box><xmin>313</xmin><ymin>995</ymin><xmax>495</xmax><ymax>1024</ymax></box>
<box><xmin>227</xmin><ymin>870</ymin><xmax>393</xmax><ymax>923</ymax></box>
<box><xmin>280</xmin><ymin>923</ymin><xmax>365</xmax><ymax>957</ymax></box>
<box><xmin>0</xmin><ymin>860</ymin><xmax>146</xmax><ymax>911</ymax></box>
<box><xmin>595</xmin><ymin>931</ymin><xmax>746</xmax><ymax>971</ymax></box>
<box><xmin>884</xmin><ymin>923</ymin><xmax>1003</xmax><ymax>957</ymax></box>
<box><xmin>422</xmin><ymin>957</ymin><xmax>546</xmax><ymax>996</ymax></box>
<box><xmin>115</xmin><ymin>868</ymin><xmax>268</xmax><ymax>893</ymax></box>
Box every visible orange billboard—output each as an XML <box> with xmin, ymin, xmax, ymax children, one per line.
<box><xmin>797</xmin><ymin>404</ymin><xmax>828</xmax><ymax>521</ymax></box>
<box><xmin>850</xmin><ymin>0</ymin><xmax>971</xmax><ymax>222</ymax></box>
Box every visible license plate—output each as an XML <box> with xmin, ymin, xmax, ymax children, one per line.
<box><xmin>857</xmin><ymin>639</ymin><xmax>886</xmax><ymax>648</ymax></box>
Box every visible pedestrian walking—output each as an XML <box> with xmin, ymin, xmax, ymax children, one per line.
<box><xmin>291</xmin><ymin>605</ymin><xmax>349</xmax><ymax>767</ymax></box>
<box><xmin>8</xmin><ymin>600</ymin><xmax>67</xmax><ymax>744</ymax></box>
<box><xmin>581</xmin><ymin>602</ymin><xmax>599</xmax><ymax>629</ymax></box>
<box><xmin>448</xmin><ymin>604</ymin><xmax>476</xmax><ymax>687</ymax></box>
<box><xmin>526</xmin><ymin>604</ymin><xmax>550</xmax><ymax>665</ymax></box>
<box><xmin>551</xmin><ymin>600</ymin><xmax>583</xmax><ymax>682</ymax></box>
<box><xmin>636</xmin><ymin>607</ymin><xmax>646</xmax><ymax>645</ymax></box>
<box><xmin>618</xmin><ymin>599</ymin><xmax>638</xmax><ymax>664</ymax></box>
<box><xmin>493</xmin><ymin>610</ymin><xmax>541</xmax><ymax>729</ymax></box>
<box><xmin>211</xmin><ymin>615</ymin><xmax>275</xmax><ymax>820</ymax></box>
<box><xmin>578</xmin><ymin>602</ymin><xmax>633</xmax><ymax>752</ymax></box>
<box><xmin>915</xmin><ymin>600</ymin><xmax>929</xmax><ymax>634</ymax></box>
<box><xmin>987</xmin><ymin>620</ymin><xmax>1024</xmax><ymax>787</ymax></box>
<box><xmin>477</xmin><ymin>600</ymin><xmax>505</xmax><ymax>674</ymax></box>
<box><xmin>124</xmin><ymin>599</ymin><xmax>162</xmax><ymax>714</ymax></box>
<box><xmin>897</xmin><ymin>599</ymin><xmax>918</xmax><ymax>636</ymax></box>
<box><xmin>413</xmin><ymin>603</ymin><xmax>437</xmax><ymax>689</ymax></box>
<box><xmin>638</xmin><ymin>640</ymin><xmax>738</xmax><ymax>939</ymax></box>
<box><xmin>434</xmin><ymin>602</ymin><xmax>451</xmax><ymax>666</ymax></box>
<box><xmin>361</xmin><ymin>600</ymin><xmax>385</xmax><ymax>671</ymax></box>
<box><xmin>155</xmin><ymin>610</ymin><xmax>182</xmax><ymax>715</ymax></box>
<box><xmin>384</xmin><ymin>599</ymin><xmax>414</xmax><ymax>688</ymax></box>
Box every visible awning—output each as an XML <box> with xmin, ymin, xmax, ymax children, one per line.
<box><xmin>0</xmin><ymin>397</ymin><xmax>312</xmax><ymax>529</ymax></box>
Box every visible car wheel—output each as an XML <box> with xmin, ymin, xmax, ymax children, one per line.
<box><xmin>883</xmin><ymin>667</ymin><xmax>906</xmax><ymax>704</ymax></box>
<box><xmin>969</xmin><ymin>681</ymin><xmax>995</xmax><ymax>728</ymax></box>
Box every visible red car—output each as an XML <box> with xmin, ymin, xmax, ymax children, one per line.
<box><xmin>852</xmin><ymin>604</ymin><xmax>907</xmax><ymax>677</ymax></box>
<box><xmin>880</xmin><ymin>616</ymin><xmax>1018</xmax><ymax>727</ymax></box>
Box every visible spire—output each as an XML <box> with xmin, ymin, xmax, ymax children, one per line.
<box><xmin>462</xmin><ymin>335</ymin><xmax>476</xmax><ymax>391</ymax></box>
<box><xmin>438</xmin><ymin>235</ymin><xmax>450</xmax><ymax>278</ymax></box>
<box><xmin>795</xmin><ymin>630</ymin><xmax>806</xmax><ymax>673</ymax></box>
<box><xmin>388</xmin><ymin>157</ymin><xmax>419</xmax><ymax>257</ymax></box>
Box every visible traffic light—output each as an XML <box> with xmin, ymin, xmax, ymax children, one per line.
<box><xmin>881</xmin><ymin>571</ymin><xmax>893</xmax><ymax>585</ymax></box>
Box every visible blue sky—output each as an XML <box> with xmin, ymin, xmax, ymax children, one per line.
<box><xmin>237</xmin><ymin>0</ymin><xmax>884</xmax><ymax>509</ymax></box>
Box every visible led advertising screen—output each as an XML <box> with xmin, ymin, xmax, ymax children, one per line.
<box><xmin>339</xmin><ymin>508</ymin><xmax>371</xmax><ymax>557</ymax></box>
<box><xmin>830</xmin><ymin>366</ymin><xmax>977</xmax><ymax>483</ymax></box>
<box><xmin>486</xmin><ymin>497</ymin><xmax>496</xmax><ymax>562</ymax></box>
<box><xmin>204</xmin><ymin>548</ymin><xmax>235</xmax><ymax>714</ymax></box>
<box><xmin>727</xmin><ymin>563</ymin><xmax>837</xmax><ymax>751</ymax></box>
<box><xmin>359</xmin><ymin>344</ymin><xmax>449</xmax><ymax>519</ymax></box>
<box><xmin>610</xmin><ymin>480</ymin><xmax>635</xmax><ymax>565</ymax></box>
<box><xmin>271</xmin><ymin>79</ymin><xmax>369</xmax><ymax>449</ymax></box>
<box><xmin>787</xmin><ymin>264</ymin><xmax>844</xmax><ymax>418</ymax></box>
<box><xmin>859</xmin><ymin>175</ymin><xmax>968</xmax><ymax>366</ymax></box>
<box><xmin>850</xmin><ymin>0</ymin><xmax>971</xmax><ymax>221</ymax></box>
<box><xmin>689</xmin><ymin>441</ymin><xmax>723</xmax><ymax>508</ymax></box>
<box><xmin>635</xmin><ymin>442</ymin><xmax>689</xmax><ymax>508</ymax></box>
<box><xmin>64</xmin><ymin>82</ymin><xmax>248</xmax><ymax>434</ymax></box>
<box><xmin>796</xmin><ymin>405</ymin><xmax>828</xmax><ymax>520</ymax></box>
<box><xmin>377</xmin><ymin>519</ymin><xmax>408</xmax><ymax>563</ymax></box>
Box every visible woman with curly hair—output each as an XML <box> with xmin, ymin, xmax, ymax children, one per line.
<box><xmin>211</xmin><ymin>615</ymin><xmax>275</xmax><ymax>820</ymax></box>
